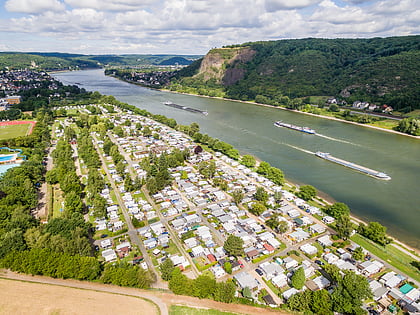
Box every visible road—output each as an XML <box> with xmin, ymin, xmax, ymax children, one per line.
<box><xmin>91</xmin><ymin>134</ymin><xmax>166</xmax><ymax>289</ymax></box>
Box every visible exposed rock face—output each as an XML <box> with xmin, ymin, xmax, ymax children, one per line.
<box><xmin>195</xmin><ymin>46</ymin><xmax>255</xmax><ymax>86</ymax></box>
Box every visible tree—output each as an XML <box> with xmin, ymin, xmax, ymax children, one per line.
<box><xmin>352</xmin><ymin>246</ymin><xmax>365</xmax><ymax>261</ymax></box>
<box><xmin>329</xmin><ymin>104</ymin><xmax>340</xmax><ymax>112</ymax></box>
<box><xmin>274</xmin><ymin>190</ymin><xmax>283</xmax><ymax>204</ymax></box>
<box><xmin>323</xmin><ymin>263</ymin><xmax>342</xmax><ymax>283</ymax></box>
<box><xmin>311</xmin><ymin>289</ymin><xmax>333</xmax><ymax>315</ymax></box>
<box><xmin>224</xmin><ymin>261</ymin><xmax>232</xmax><ymax>274</ymax></box>
<box><xmin>324</xmin><ymin>202</ymin><xmax>350</xmax><ymax>219</ymax></box>
<box><xmin>249</xmin><ymin>201</ymin><xmax>266</xmax><ymax>216</ymax></box>
<box><xmin>277</xmin><ymin>220</ymin><xmax>289</xmax><ymax>234</ymax></box>
<box><xmin>231</xmin><ymin>189</ymin><xmax>244</xmax><ymax>205</ymax></box>
<box><xmin>64</xmin><ymin>191</ymin><xmax>84</xmax><ymax>214</ymax></box>
<box><xmin>253</xmin><ymin>186</ymin><xmax>268</xmax><ymax>203</ymax></box>
<box><xmin>287</xmin><ymin>290</ymin><xmax>312</xmax><ymax>312</ymax></box>
<box><xmin>192</xmin><ymin>274</ymin><xmax>216</xmax><ymax>299</ymax></box>
<box><xmin>291</xmin><ymin>267</ymin><xmax>305</xmax><ymax>289</ymax></box>
<box><xmin>332</xmin><ymin>270</ymin><xmax>372</xmax><ymax>315</ymax></box>
<box><xmin>297</xmin><ymin>185</ymin><xmax>317</xmax><ymax>201</ymax></box>
<box><xmin>358</xmin><ymin>222</ymin><xmax>390</xmax><ymax>246</ymax></box>
<box><xmin>266</xmin><ymin>214</ymin><xmax>279</xmax><ymax>231</ymax></box>
<box><xmin>159</xmin><ymin>258</ymin><xmax>175</xmax><ymax>281</ymax></box>
<box><xmin>335</xmin><ymin>215</ymin><xmax>355</xmax><ymax>240</ymax></box>
<box><xmin>257</xmin><ymin>161</ymin><xmax>271</xmax><ymax>175</ymax></box>
<box><xmin>169</xmin><ymin>268</ymin><xmax>193</xmax><ymax>295</ymax></box>
<box><xmin>214</xmin><ymin>281</ymin><xmax>236</xmax><ymax>303</ymax></box>
<box><xmin>241</xmin><ymin>155</ymin><xmax>256</xmax><ymax>168</ymax></box>
<box><xmin>223</xmin><ymin>234</ymin><xmax>244</xmax><ymax>257</ymax></box>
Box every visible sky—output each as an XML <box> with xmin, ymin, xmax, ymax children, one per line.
<box><xmin>0</xmin><ymin>0</ymin><xmax>418</xmax><ymax>55</ymax></box>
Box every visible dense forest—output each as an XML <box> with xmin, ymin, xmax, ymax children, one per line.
<box><xmin>171</xmin><ymin>36</ymin><xmax>420</xmax><ymax>112</ymax></box>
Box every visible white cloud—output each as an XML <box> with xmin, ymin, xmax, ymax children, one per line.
<box><xmin>64</xmin><ymin>0</ymin><xmax>154</xmax><ymax>11</ymax></box>
<box><xmin>5</xmin><ymin>0</ymin><xmax>65</xmax><ymax>14</ymax></box>
<box><xmin>265</xmin><ymin>0</ymin><xmax>322</xmax><ymax>11</ymax></box>
<box><xmin>0</xmin><ymin>0</ymin><xmax>418</xmax><ymax>54</ymax></box>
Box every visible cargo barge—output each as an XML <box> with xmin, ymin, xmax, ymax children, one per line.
<box><xmin>274</xmin><ymin>121</ymin><xmax>315</xmax><ymax>134</ymax></box>
<box><xmin>315</xmin><ymin>151</ymin><xmax>391</xmax><ymax>180</ymax></box>
<box><xmin>164</xmin><ymin>101</ymin><xmax>208</xmax><ymax>115</ymax></box>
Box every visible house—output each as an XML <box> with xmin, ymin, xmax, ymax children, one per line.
<box><xmin>312</xmin><ymin>276</ymin><xmax>330</xmax><ymax>290</ymax></box>
<box><xmin>210</xmin><ymin>265</ymin><xmax>226</xmax><ymax>278</ymax></box>
<box><xmin>370</xmin><ymin>280</ymin><xmax>389</xmax><ymax>301</ymax></box>
<box><xmin>283</xmin><ymin>288</ymin><xmax>299</xmax><ymax>300</ymax></box>
<box><xmin>359</xmin><ymin>260</ymin><xmax>384</xmax><ymax>276</ymax></box>
<box><xmin>309</xmin><ymin>223</ymin><xmax>326</xmax><ymax>234</ymax></box>
<box><xmin>234</xmin><ymin>272</ymin><xmax>260</xmax><ymax>291</ymax></box>
<box><xmin>184</xmin><ymin>237</ymin><xmax>199</xmax><ymax>248</ymax></box>
<box><xmin>271</xmin><ymin>273</ymin><xmax>288</xmax><ymax>288</ymax></box>
<box><xmin>262</xmin><ymin>294</ymin><xmax>277</xmax><ymax>307</ymax></box>
<box><xmin>259</xmin><ymin>261</ymin><xmax>284</xmax><ymax>280</ymax></box>
<box><xmin>191</xmin><ymin>245</ymin><xmax>205</xmax><ymax>257</ymax></box>
<box><xmin>323</xmin><ymin>216</ymin><xmax>335</xmax><ymax>224</ymax></box>
<box><xmin>317</xmin><ymin>235</ymin><xmax>333</xmax><ymax>247</ymax></box>
<box><xmin>288</xmin><ymin>228</ymin><xmax>310</xmax><ymax>242</ymax></box>
<box><xmin>283</xmin><ymin>257</ymin><xmax>299</xmax><ymax>270</ymax></box>
<box><xmin>100</xmin><ymin>239</ymin><xmax>112</xmax><ymax>249</ymax></box>
<box><xmin>300</xmin><ymin>243</ymin><xmax>318</xmax><ymax>256</ymax></box>
<box><xmin>323</xmin><ymin>252</ymin><xmax>339</xmax><ymax>264</ymax></box>
<box><xmin>102</xmin><ymin>249</ymin><xmax>117</xmax><ymax>262</ymax></box>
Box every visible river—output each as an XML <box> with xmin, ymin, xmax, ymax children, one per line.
<box><xmin>52</xmin><ymin>69</ymin><xmax>420</xmax><ymax>249</ymax></box>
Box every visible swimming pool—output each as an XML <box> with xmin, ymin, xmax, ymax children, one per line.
<box><xmin>0</xmin><ymin>154</ymin><xmax>15</xmax><ymax>162</ymax></box>
<box><xmin>0</xmin><ymin>163</ymin><xmax>20</xmax><ymax>175</ymax></box>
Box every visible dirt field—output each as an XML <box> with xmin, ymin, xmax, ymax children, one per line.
<box><xmin>0</xmin><ymin>271</ymin><xmax>289</xmax><ymax>315</ymax></box>
<box><xmin>0</xmin><ymin>278</ymin><xmax>159</xmax><ymax>315</ymax></box>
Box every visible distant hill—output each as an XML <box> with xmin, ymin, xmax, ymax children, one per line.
<box><xmin>0</xmin><ymin>52</ymin><xmax>100</xmax><ymax>70</ymax></box>
<box><xmin>0</xmin><ymin>53</ymin><xmax>201</xmax><ymax>70</ymax></box>
<box><xmin>158</xmin><ymin>57</ymin><xmax>192</xmax><ymax>66</ymax></box>
<box><xmin>171</xmin><ymin>36</ymin><xmax>420</xmax><ymax>111</ymax></box>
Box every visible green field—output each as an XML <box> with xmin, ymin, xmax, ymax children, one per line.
<box><xmin>351</xmin><ymin>234</ymin><xmax>420</xmax><ymax>283</ymax></box>
<box><xmin>0</xmin><ymin>123</ymin><xmax>31</xmax><ymax>140</ymax></box>
<box><xmin>169</xmin><ymin>305</ymin><xmax>243</xmax><ymax>315</ymax></box>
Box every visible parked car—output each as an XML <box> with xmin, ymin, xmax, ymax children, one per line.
<box><xmin>100</xmin><ymin>234</ymin><xmax>108</xmax><ymax>238</ymax></box>
<box><xmin>255</xmin><ymin>268</ymin><xmax>263</xmax><ymax>276</ymax></box>
<box><xmin>315</xmin><ymin>260</ymin><xmax>324</xmax><ymax>266</ymax></box>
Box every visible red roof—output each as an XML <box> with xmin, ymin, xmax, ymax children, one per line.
<box><xmin>263</xmin><ymin>243</ymin><xmax>275</xmax><ymax>252</ymax></box>
<box><xmin>207</xmin><ymin>254</ymin><xmax>216</xmax><ymax>262</ymax></box>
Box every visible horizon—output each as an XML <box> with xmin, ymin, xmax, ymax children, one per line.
<box><xmin>0</xmin><ymin>0</ymin><xmax>419</xmax><ymax>55</ymax></box>
<box><xmin>0</xmin><ymin>34</ymin><xmax>418</xmax><ymax>57</ymax></box>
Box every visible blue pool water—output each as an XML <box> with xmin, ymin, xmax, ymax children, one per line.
<box><xmin>0</xmin><ymin>154</ymin><xmax>15</xmax><ymax>162</ymax></box>
<box><xmin>0</xmin><ymin>163</ymin><xmax>20</xmax><ymax>175</ymax></box>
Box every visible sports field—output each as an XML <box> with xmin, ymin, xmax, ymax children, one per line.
<box><xmin>0</xmin><ymin>121</ymin><xmax>35</xmax><ymax>140</ymax></box>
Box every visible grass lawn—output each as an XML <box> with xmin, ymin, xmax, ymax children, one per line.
<box><xmin>169</xmin><ymin>305</ymin><xmax>242</xmax><ymax>315</ymax></box>
<box><xmin>263</xmin><ymin>278</ymin><xmax>281</xmax><ymax>297</ymax></box>
<box><xmin>351</xmin><ymin>234</ymin><xmax>420</xmax><ymax>283</ymax></box>
<box><xmin>369</xmin><ymin>119</ymin><xmax>399</xmax><ymax>130</ymax></box>
<box><xmin>0</xmin><ymin>123</ymin><xmax>32</xmax><ymax>140</ymax></box>
<box><xmin>52</xmin><ymin>185</ymin><xmax>65</xmax><ymax>218</ymax></box>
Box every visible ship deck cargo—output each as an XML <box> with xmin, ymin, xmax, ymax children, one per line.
<box><xmin>315</xmin><ymin>152</ymin><xmax>391</xmax><ymax>180</ymax></box>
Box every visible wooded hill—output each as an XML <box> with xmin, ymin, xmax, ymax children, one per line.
<box><xmin>171</xmin><ymin>36</ymin><xmax>420</xmax><ymax>111</ymax></box>
<box><xmin>0</xmin><ymin>52</ymin><xmax>200</xmax><ymax>71</ymax></box>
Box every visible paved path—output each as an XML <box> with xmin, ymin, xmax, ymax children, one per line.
<box><xmin>92</xmin><ymin>134</ymin><xmax>166</xmax><ymax>289</ymax></box>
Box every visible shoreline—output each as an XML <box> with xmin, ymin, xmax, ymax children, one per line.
<box><xmin>161</xmin><ymin>88</ymin><xmax>420</xmax><ymax>140</ymax></box>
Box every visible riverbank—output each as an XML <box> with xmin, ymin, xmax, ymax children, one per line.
<box><xmin>160</xmin><ymin>88</ymin><xmax>420</xmax><ymax>140</ymax></box>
